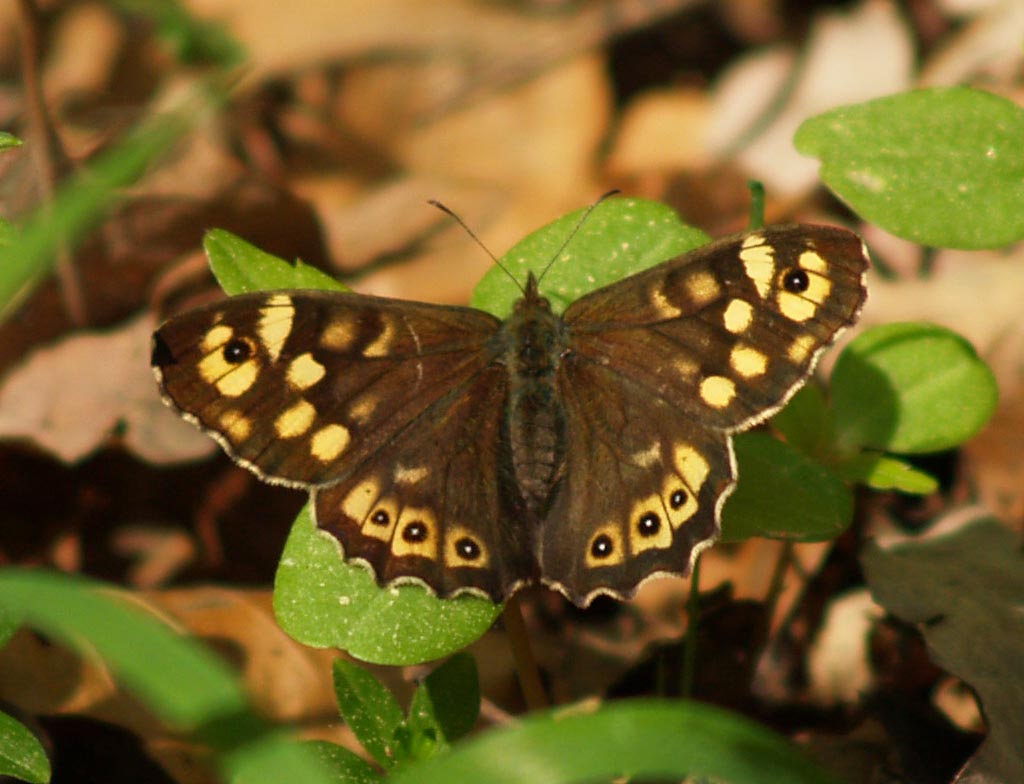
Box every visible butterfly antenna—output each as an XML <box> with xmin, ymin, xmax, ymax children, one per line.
<box><xmin>535</xmin><ymin>189</ymin><xmax>621</xmax><ymax>285</ymax></box>
<box><xmin>428</xmin><ymin>200</ymin><xmax>524</xmax><ymax>293</ymax></box>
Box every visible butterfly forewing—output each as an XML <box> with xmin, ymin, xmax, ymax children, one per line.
<box><xmin>152</xmin><ymin>290</ymin><xmax>501</xmax><ymax>487</ymax></box>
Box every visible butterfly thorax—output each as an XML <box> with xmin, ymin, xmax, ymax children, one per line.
<box><xmin>497</xmin><ymin>274</ymin><xmax>568</xmax><ymax>517</ymax></box>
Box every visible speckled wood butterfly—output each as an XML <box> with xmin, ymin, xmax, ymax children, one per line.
<box><xmin>152</xmin><ymin>219</ymin><xmax>868</xmax><ymax>607</ymax></box>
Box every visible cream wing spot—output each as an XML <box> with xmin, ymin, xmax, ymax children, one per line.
<box><xmin>342</xmin><ymin>478</ymin><xmax>382</xmax><ymax>522</ymax></box>
<box><xmin>629</xmin><ymin>494</ymin><xmax>673</xmax><ymax>554</ymax></box>
<box><xmin>730</xmin><ymin>345</ymin><xmax>768</xmax><ymax>378</ymax></box>
<box><xmin>201</xmin><ymin>324</ymin><xmax>234</xmax><ymax>353</ymax></box>
<box><xmin>219</xmin><ymin>410</ymin><xmax>252</xmax><ymax>442</ymax></box>
<box><xmin>392</xmin><ymin>508</ymin><xmax>439</xmax><ymax>559</ymax></box>
<box><xmin>630</xmin><ymin>442</ymin><xmax>661</xmax><ymax>468</ymax></box>
<box><xmin>200</xmin><ymin>354</ymin><xmax>259</xmax><ymax>397</ymax></box>
<box><xmin>321</xmin><ymin>316</ymin><xmax>359</xmax><ymax>351</ymax></box>
<box><xmin>362</xmin><ymin>497</ymin><xmax>400</xmax><ymax>542</ymax></box>
<box><xmin>311</xmin><ymin>424</ymin><xmax>350</xmax><ymax>462</ymax></box>
<box><xmin>685</xmin><ymin>270</ymin><xmax>722</xmax><ymax>307</ymax></box>
<box><xmin>699</xmin><ymin>375</ymin><xmax>736</xmax><ymax>408</ymax></box>
<box><xmin>363</xmin><ymin>317</ymin><xmax>395</xmax><ymax>357</ymax></box>
<box><xmin>349</xmin><ymin>394</ymin><xmax>379</xmax><ymax>424</ymax></box>
<box><xmin>287</xmin><ymin>353</ymin><xmax>326</xmax><ymax>390</ymax></box>
<box><xmin>663</xmin><ymin>475</ymin><xmax>698</xmax><ymax>529</ymax></box>
<box><xmin>394</xmin><ymin>464</ymin><xmax>429</xmax><ymax>484</ymax></box>
<box><xmin>739</xmin><ymin>234</ymin><xmax>775</xmax><ymax>298</ymax></box>
<box><xmin>258</xmin><ymin>294</ymin><xmax>295</xmax><ymax>362</ymax></box>
<box><xmin>275</xmin><ymin>399</ymin><xmax>316</xmax><ymax>438</ymax></box>
<box><xmin>723</xmin><ymin>299</ymin><xmax>753</xmax><ymax>334</ymax></box>
<box><xmin>674</xmin><ymin>443</ymin><xmax>710</xmax><ymax>496</ymax></box>
<box><xmin>788</xmin><ymin>334</ymin><xmax>817</xmax><ymax>363</ymax></box>
<box><xmin>650</xmin><ymin>286</ymin><xmax>682</xmax><ymax>318</ymax></box>
<box><xmin>777</xmin><ymin>251</ymin><xmax>833</xmax><ymax>322</ymax></box>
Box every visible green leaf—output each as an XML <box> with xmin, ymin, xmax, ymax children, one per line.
<box><xmin>109</xmin><ymin>0</ymin><xmax>244</xmax><ymax>66</ymax></box>
<box><xmin>837</xmin><ymin>453</ymin><xmax>938</xmax><ymax>495</ymax></box>
<box><xmin>388</xmin><ymin>699</ymin><xmax>836</xmax><ymax>784</ymax></box>
<box><xmin>274</xmin><ymin>505</ymin><xmax>502</xmax><ymax>665</ymax></box>
<box><xmin>0</xmin><ymin>132</ymin><xmax>22</xmax><ymax>150</ymax></box>
<box><xmin>0</xmin><ymin>569</ymin><xmax>335</xmax><ymax>784</ymax></box>
<box><xmin>472</xmin><ymin>196</ymin><xmax>709</xmax><ymax>317</ymax></box>
<box><xmin>831</xmin><ymin>322</ymin><xmax>998</xmax><ymax>454</ymax></box>
<box><xmin>205</xmin><ymin>230</ymin><xmax>346</xmax><ymax>294</ymax></box>
<box><xmin>299</xmin><ymin>741</ymin><xmax>383</xmax><ymax>784</ymax></box>
<box><xmin>0</xmin><ymin>710</ymin><xmax>49</xmax><ymax>784</ymax></box>
<box><xmin>721</xmin><ymin>433</ymin><xmax>852</xmax><ymax>542</ymax></box>
<box><xmin>795</xmin><ymin>87</ymin><xmax>1024</xmax><ymax>249</ymax></box>
<box><xmin>407</xmin><ymin>653</ymin><xmax>480</xmax><ymax>749</ymax></box>
<box><xmin>770</xmin><ymin>384</ymin><xmax>833</xmax><ymax>459</ymax></box>
<box><xmin>332</xmin><ymin>660</ymin><xmax>404</xmax><ymax>769</ymax></box>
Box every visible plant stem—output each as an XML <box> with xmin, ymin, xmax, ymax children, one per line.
<box><xmin>680</xmin><ymin>556</ymin><xmax>702</xmax><ymax>698</ymax></box>
<box><xmin>502</xmin><ymin>594</ymin><xmax>548</xmax><ymax>711</ymax></box>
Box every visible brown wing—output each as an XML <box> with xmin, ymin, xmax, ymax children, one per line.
<box><xmin>152</xmin><ymin>289</ymin><xmax>501</xmax><ymax>487</ymax></box>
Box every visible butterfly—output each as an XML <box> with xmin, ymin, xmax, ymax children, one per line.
<box><xmin>152</xmin><ymin>218</ymin><xmax>868</xmax><ymax>608</ymax></box>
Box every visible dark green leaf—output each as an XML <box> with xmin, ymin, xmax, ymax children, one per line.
<box><xmin>836</xmin><ymin>453</ymin><xmax>938</xmax><ymax>495</ymax></box>
<box><xmin>770</xmin><ymin>384</ymin><xmax>833</xmax><ymax>459</ymax></box>
<box><xmin>831</xmin><ymin>322</ymin><xmax>998</xmax><ymax>454</ymax></box>
<box><xmin>795</xmin><ymin>87</ymin><xmax>1024</xmax><ymax>248</ymax></box>
<box><xmin>389</xmin><ymin>699</ymin><xmax>836</xmax><ymax>784</ymax></box>
<box><xmin>299</xmin><ymin>741</ymin><xmax>383</xmax><ymax>784</ymax></box>
<box><xmin>407</xmin><ymin>653</ymin><xmax>479</xmax><ymax>748</ymax></box>
<box><xmin>274</xmin><ymin>505</ymin><xmax>502</xmax><ymax>665</ymax></box>
<box><xmin>721</xmin><ymin>433</ymin><xmax>852</xmax><ymax>542</ymax></box>
<box><xmin>205</xmin><ymin>230</ymin><xmax>346</xmax><ymax>295</ymax></box>
<box><xmin>0</xmin><ymin>710</ymin><xmax>49</xmax><ymax>784</ymax></box>
<box><xmin>332</xmin><ymin>660</ymin><xmax>404</xmax><ymax>769</ymax></box>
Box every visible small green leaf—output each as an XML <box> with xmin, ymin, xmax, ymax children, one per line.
<box><xmin>472</xmin><ymin>197</ymin><xmax>709</xmax><ymax>317</ymax></box>
<box><xmin>274</xmin><ymin>505</ymin><xmax>502</xmax><ymax>665</ymax></box>
<box><xmin>332</xmin><ymin>660</ymin><xmax>404</xmax><ymax>769</ymax></box>
<box><xmin>0</xmin><ymin>132</ymin><xmax>22</xmax><ymax>150</ymax></box>
<box><xmin>205</xmin><ymin>230</ymin><xmax>346</xmax><ymax>295</ymax></box>
<box><xmin>770</xmin><ymin>384</ymin><xmax>833</xmax><ymax>459</ymax></box>
<box><xmin>388</xmin><ymin>699</ymin><xmax>836</xmax><ymax>784</ymax></box>
<box><xmin>837</xmin><ymin>453</ymin><xmax>938</xmax><ymax>495</ymax></box>
<box><xmin>721</xmin><ymin>434</ymin><xmax>852</xmax><ymax>542</ymax></box>
<box><xmin>831</xmin><ymin>322</ymin><xmax>998</xmax><ymax>454</ymax></box>
<box><xmin>299</xmin><ymin>741</ymin><xmax>383</xmax><ymax>784</ymax></box>
<box><xmin>407</xmin><ymin>653</ymin><xmax>480</xmax><ymax>749</ymax></box>
<box><xmin>110</xmin><ymin>0</ymin><xmax>244</xmax><ymax>66</ymax></box>
<box><xmin>0</xmin><ymin>710</ymin><xmax>49</xmax><ymax>784</ymax></box>
<box><xmin>795</xmin><ymin>87</ymin><xmax>1024</xmax><ymax>249</ymax></box>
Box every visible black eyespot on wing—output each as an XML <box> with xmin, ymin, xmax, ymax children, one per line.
<box><xmin>670</xmin><ymin>489</ymin><xmax>687</xmax><ymax>509</ymax></box>
<box><xmin>637</xmin><ymin>512</ymin><xmax>661</xmax><ymax>537</ymax></box>
<box><xmin>371</xmin><ymin>510</ymin><xmax>390</xmax><ymax>526</ymax></box>
<box><xmin>456</xmin><ymin>537</ymin><xmax>481</xmax><ymax>560</ymax></box>
<box><xmin>223</xmin><ymin>338</ymin><xmax>254</xmax><ymax>363</ymax></box>
<box><xmin>403</xmin><ymin>521</ymin><xmax>428</xmax><ymax>543</ymax></box>
<box><xmin>782</xmin><ymin>268</ymin><xmax>810</xmax><ymax>293</ymax></box>
<box><xmin>590</xmin><ymin>534</ymin><xmax>614</xmax><ymax>559</ymax></box>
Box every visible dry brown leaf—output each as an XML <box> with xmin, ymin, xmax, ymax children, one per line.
<box><xmin>606</xmin><ymin>87</ymin><xmax>711</xmax><ymax>176</ymax></box>
<box><xmin>0</xmin><ymin>313</ymin><xmax>214</xmax><ymax>465</ymax></box>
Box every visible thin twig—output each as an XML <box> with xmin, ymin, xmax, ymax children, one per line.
<box><xmin>502</xmin><ymin>594</ymin><xmax>549</xmax><ymax>711</ymax></box>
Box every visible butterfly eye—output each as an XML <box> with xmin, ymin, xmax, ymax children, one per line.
<box><xmin>782</xmin><ymin>268</ymin><xmax>810</xmax><ymax>293</ymax></box>
<box><xmin>222</xmin><ymin>338</ymin><xmax>255</xmax><ymax>364</ymax></box>
<box><xmin>455</xmin><ymin>537</ymin><xmax>481</xmax><ymax>560</ymax></box>
<box><xmin>402</xmin><ymin>521</ymin><xmax>428</xmax><ymax>543</ymax></box>
<box><xmin>669</xmin><ymin>489</ymin><xmax>687</xmax><ymax>509</ymax></box>
<box><xmin>370</xmin><ymin>509</ymin><xmax>390</xmax><ymax>526</ymax></box>
<box><xmin>590</xmin><ymin>534</ymin><xmax>614</xmax><ymax>559</ymax></box>
<box><xmin>637</xmin><ymin>512</ymin><xmax>661</xmax><ymax>537</ymax></box>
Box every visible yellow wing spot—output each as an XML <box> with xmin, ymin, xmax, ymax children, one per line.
<box><xmin>201</xmin><ymin>324</ymin><xmax>234</xmax><ymax>353</ymax></box>
<box><xmin>275</xmin><ymin>399</ymin><xmax>316</xmax><ymax>438</ymax></box>
<box><xmin>361</xmin><ymin>497</ymin><xmax>400</xmax><ymax>542</ymax></box>
<box><xmin>392</xmin><ymin>508</ymin><xmax>439</xmax><ymax>559</ymax></box>
<box><xmin>585</xmin><ymin>524</ymin><xmax>625</xmax><ymax>568</ymax></box>
<box><xmin>349</xmin><ymin>394</ymin><xmax>379</xmax><ymax>424</ymax></box>
<box><xmin>363</xmin><ymin>318</ymin><xmax>395</xmax><ymax>357</ymax></box>
<box><xmin>219</xmin><ymin>410</ymin><xmax>252</xmax><ymax>442</ymax></box>
<box><xmin>672</xmin><ymin>356</ymin><xmax>699</xmax><ymax>380</ymax></box>
<box><xmin>445</xmin><ymin>526</ymin><xmax>490</xmax><ymax>568</ymax></box>
<box><xmin>630</xmin><ymin>442</ymin><xmax>661</xmax><ymax>469</ymax></box>
<box><xmin>722</xmin><ymin>299</ymin><xmax>753</xmax><ymax>334</ymax></box>
<box><xmin>342</xmin><ymin>478</ymin><xmax>382</xmax><ymax>523</ymax></box>
<box><xmin>739</xmin><ymin>234</ymin><xmax>775</xmax><ymax>299</ymax></box>
<box><xmin>258</xmin><ymin>294</ymin><xmax>295</xmax><ymax>362</ymax></box>
<box><xmin>199</xmin><ymin>351</ymin><xmax>259</xmax><ymax>397</ymax></box>
<box><xmin>685</xmin><ymin>270</ymin><xmax>722</xmax><ymax>307</ymax></box>
<box><xmin>311</xmin><ymin>423</ymin><xmax>350</xmax><ymax>462</ymax></box>
<box><xmin>777</xmin><ymin>275</ymin><xmax>832</xmax><ymax>322</ymax></box>
<box><xmin>321</xmin><ymin>315</ymin><xmax>359</xmax><ymax>351</ymax></box>
<box><xmin>730</xmin><ymin>345</ymin><xmax>768</xmax><ymax>378</ymax></box>
<box><xmin>799</xmin><ymin>249</ymin><xmax>827</xmax><ymax>273</ymax></box>
<box><xmin>649</xmin><ymin>286</ymin><xmax>682</xmax><ymax>318</ymax></box>
<box><xmin>662</xmin><ymin>475</ymin><xmax>699</xmax><ymax>529</ymax></box>
<box><xmin>394</xmin><ymin>465</ymin><xmax>429</xmax><ymax>484</ymax></box>
<box><xmin>287</xmin><ymin>353</ymin><xmax>326</xmax><ymax>390</ymax></box>
<box><xmin>699</xmin><ymin>375</ymin><xmax>736</xmax><ymax>408</ymax></box>
<box><xmin>673</xmin><ymin>443</ymin><xmax>710</xmax><ymax>495</ymax></box>
<box><xmin>787</xmin><ymin>334</ymin><xmax>817</xmax><ymax>364</ymax></box>
<box><xmin>629</xmin><ymin>494</ymin><xmax>673</xmax><ymax>554</ymax></box>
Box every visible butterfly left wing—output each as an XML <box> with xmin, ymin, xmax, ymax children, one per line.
<box><xmin>540</xmin><ymin>224</ymin><xmax>868</xmax><ymax>604</ymax></box>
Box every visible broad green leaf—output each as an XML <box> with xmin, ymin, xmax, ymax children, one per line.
<box><xmin>0</xmin><ymin>132</ymin><xmax>22</xmax><ymax>150</ymax></box>
<box><xmin>721</xmin><ymin>433</ymin><xmax>852</xmax><ymax>542</ymax></box>
<box><xmin>205</xmin><ymin>230</ymin><xmax>345</xmax><ymax>294</ymax></box>
<box><xmin>831</xmin><ymin>322</ymin><xmax>998</xmax><ymax>454</ymax></box>
<box><xmin>332</xmin><ymin>660</ymin><xmax>404</xmax><ymax>769</ymax></box>
<box><xmin>795</xmin><ymin>87</ymin><xmax>1024</xmax><ymax>248</ymax></box>
<box><xmin>299</xmin><ymin>741</ymin><xmax>383</xmax><ymax>784</ymax></box>
<box><xmin>837</xmin><ymin>453</ymin><xmax>938</xmax><ymax>495</ymax></box>
<box><xmin>770</xmin><ymin>384</ymin><xmax>833</xmax><ymax>459</ymax></box>
<box><xmin>472</xmin><ymin>197</ymin><xmax>709</xmax><ymax>317</ymax></box>
<box><xmin>223</xmin><ymin>734</ymin><xmax>343</xmax><ymax>784</ymax></box>
<box><xmin>389</xmin><ymin>699</ymin><xmax>836</xmax><ymax>784</ymax></box>
<box><xmin>407</xmin><ymin>653</ymin><xmax>479</xmax><ymax>749</ymax></box>
<box><xmin>274</xmin><ymin>505</ymin><xmax>501</xmax><ymax>665</ymax></box>
<box><xmin>0</xmin><ymin>710</ymin><xmax>49</xmax><ymax>784</ymax></box>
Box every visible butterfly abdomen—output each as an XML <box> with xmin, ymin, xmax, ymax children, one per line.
<box><xmin>500</xmin><ymin>284</ymin><xmax>569</xmax><ymax>517</ymax></box>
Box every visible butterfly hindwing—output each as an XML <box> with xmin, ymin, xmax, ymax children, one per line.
<box><xmin>152</xmin><ymin>290</ymin><xmax>501</xmax><ymax>487</ymax></box>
